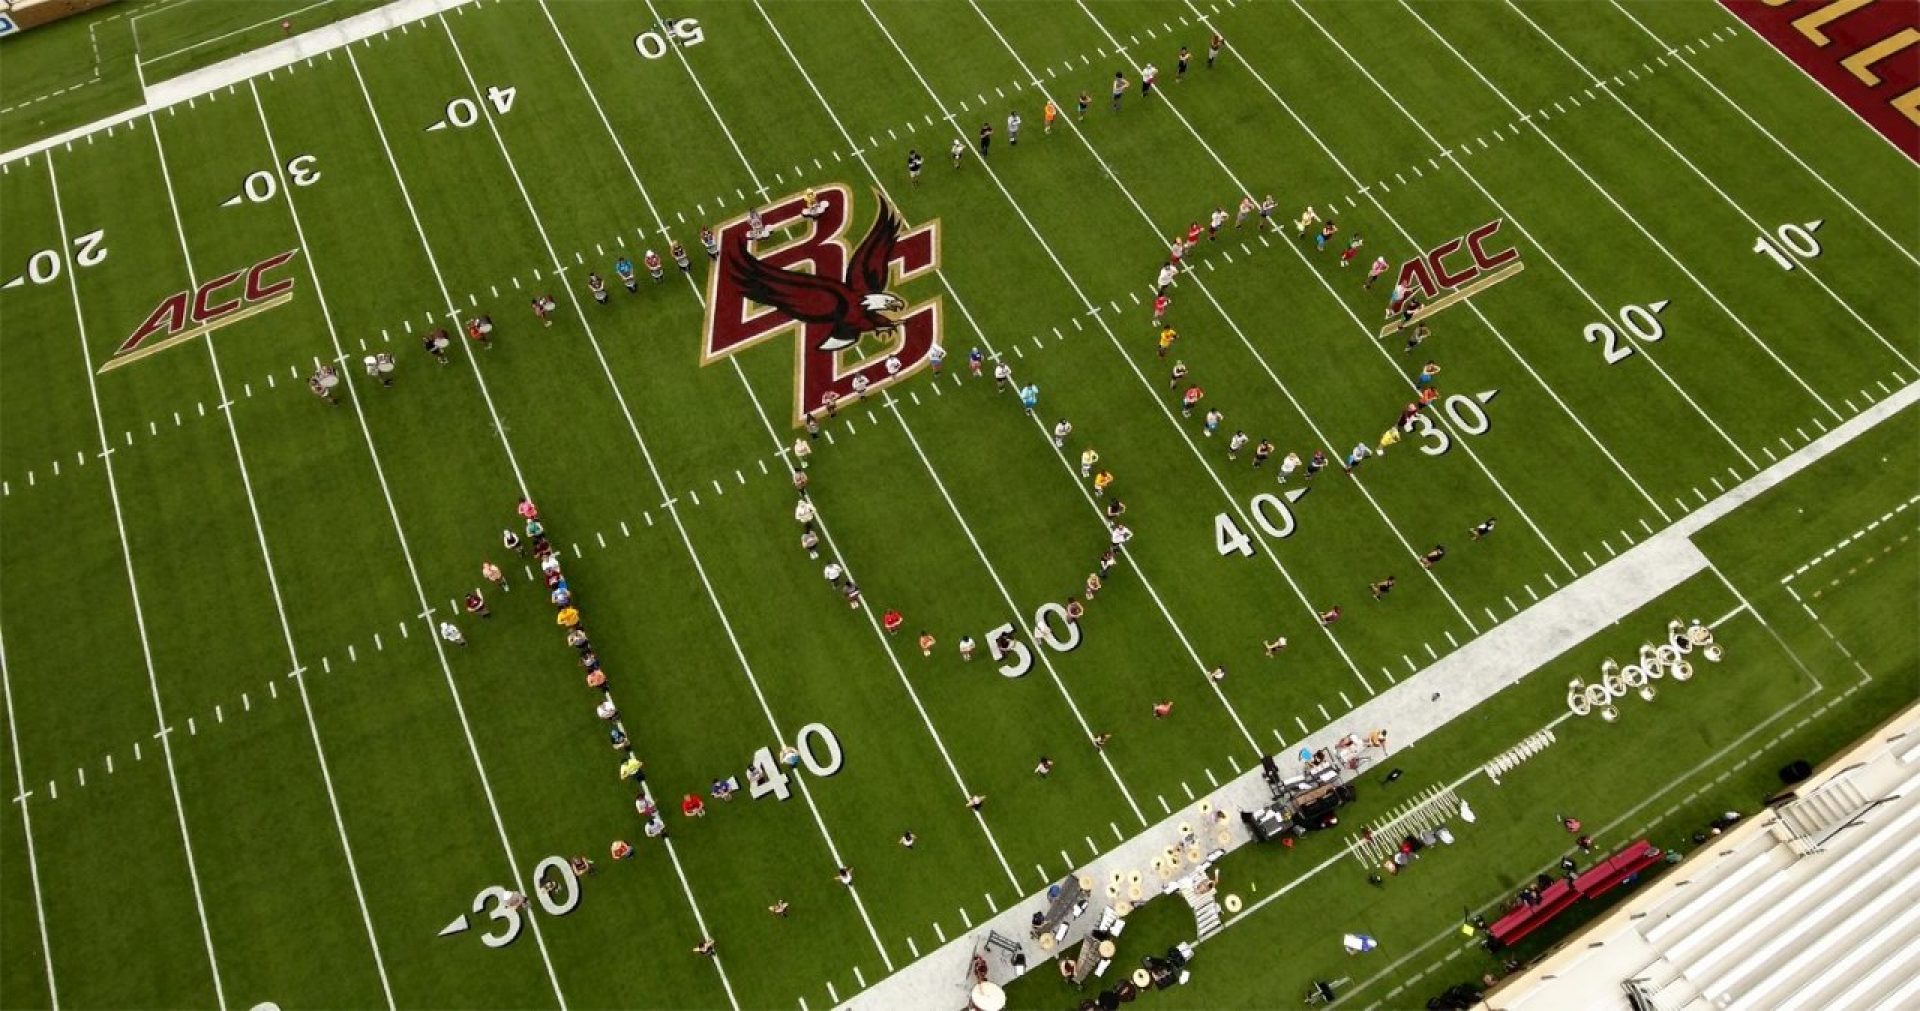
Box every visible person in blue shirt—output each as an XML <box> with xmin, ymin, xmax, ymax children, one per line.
<box><xmin>614</xmin><ymin>257</ymin><xmax>637</xmax><ymax>293</ymax></box>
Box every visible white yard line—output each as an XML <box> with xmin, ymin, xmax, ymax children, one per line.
<box><xmin>1406</xmin><ymin>1</ymin><xmax>1845</xmax><ymax>422</ymax></box>
<box><xmin>1621</xmin><ymin>0</ymin><xmax>1919</xmax><ymax>264</ymax></box>
<box><xmin>144</xmin><ymin>107</ymin><xmax>396</xmax><ymax>1007</ymax></box>
<box><xmin>532</xmin><ymin>0</ymin><xmax>1025</xmax><ymax>900</ymax></box>
<box><xmin>648</xmin><ymin>0</ymin><xmax>1150</xmax><ymax>834</ymax></box>
<box><xmin>340</xmin><ymin>46</ymin><xmax>569</xmax><ymax>1007</ymax></box>
<box><xmin>44</xmin><ymin>151</ymin><xmax>227</xmax><ymax>1009</ymax></box>
<box><xmin>0</xmin><ymin>626</ymin><xmax>60</xmax><ymax>1007</ymax></box>
<box><xmin>1494</xmin><ymin>0</ymin><xmax>1914</xmax><ymax>378</ymax></box>
<box><xmin>997</xmin><ymin>1</ymin><xmax>1486</xmax><ymax>628</ymax></box>
<box><xmin>1287</xmin><ymin>0</ymin><xmax>1761</xmax><ymax>474</ymax></box>
<box><xmin>856</xmin><ymin>376</ymin><xmax>1914</xmax><ymax>1007</ymax></box>
<box><xmin>434</xmin><ymin>4</ymin><xmax>897</xmax><ymax>973</ymax></box>
<box><xmin>863</xmin><ymin>0</ymin><xmax>1384</xmax><ymax>702</ymax></box>
<box><xmin>751</xmin><ymin>3</ymin><xmax>1265</xmax><ymax>753</ymax></box>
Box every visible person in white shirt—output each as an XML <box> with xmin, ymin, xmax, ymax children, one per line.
<box><xmin>1279</xmin><ymin>451</ymin><xmax>1302</xmax><ymax>484</ymax></box>
<box><xmin>1052</xmin><ymin>419</ymin><xmax>1073</xmax><ymax>448</ymax></box>
<box><xmin>1156</xmin><ymin>263</ymin><xmax>1178</xmax><ymax>293</ymax></box>
<box><xmin>823</xmin><ymin>561</ymin><xmax>844</xmax><ymax>587</ymax></box>
<box><xmin>1110</xmin><ymin>523</ymin><xmax>1133</xmax><ymax>546</ymax></box>
<box><xmin>792</xmin><ymin>438</ymin><xmax>811</xmax><ymax>469</ymax></box>
<box><xmin>1007</xmin><ymin>110</ymin><xmax>1022</xmax><ymax>145</ymax></box>
<box><xmin>951</xmin><ymin>137</ymin><xmax>966</xmax><ymax>167</ymax></box>
<box><xmin>439</xmin><ymin>621</ymin><xmax>466</xmax><ymax>646</ymax></box>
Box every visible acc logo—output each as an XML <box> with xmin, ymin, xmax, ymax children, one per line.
<box><xmin>1382</xmin><ymin>219</ymin><xmax>1523</xmax><ymax>335</ymax></box>
<box><xmin>106</xmin><ymin>251</ymin><xmax>299</xmax><ymax>373</ymax></box>
<box><xmin>703</xmin><ymin>185</ymin><xmax>940</xmax><ymax>425</ymax></box>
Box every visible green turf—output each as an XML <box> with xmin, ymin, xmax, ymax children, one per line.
<box><xmin>0</xmin><ymin>0</ymin><xmax>1914</xmax><ymax>1007</ymax></box>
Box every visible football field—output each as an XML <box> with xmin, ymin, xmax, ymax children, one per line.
<box><xmin>0</xmin><ymin>0</ymin><xmax>1915</xmax><ymax>1008</ymax></box>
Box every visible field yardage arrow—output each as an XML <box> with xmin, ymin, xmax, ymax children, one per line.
<box><xmin>1</xmin><ymin>276</ymin><xmax>22</xmax><ymax>289</ymax></box>
<box><xmin>1648</xmin><ymin>299</ymin><xmax>1670</xmax><ymax>315</ymax></box>
<box><xmin>220</xmin><ymin>194</ymin><xmax>244</xmax><ymax>208</ymax></box>
<box><xmin>1283</xmin><ymin>487</ymin><xmax>1310</xmax><ymax>504</ymax></box>
<box><xmin>1803</xmin><ymin>219</ymin><xmax>1823</xmax><ymax>234</ymax></box>
<box><xmin>437</xmin><ymin>913</ymin><xmax>469</xmax><ymax>937</ymax></box>
<box><xmin>1475</xmin><ymin>388</ymin><xmax>1500</xmax><ymax>405</ymax></box>
<box><xmin>426</xmin><ymin>120</ymin><xmax>448</xmax><ymax>132</ymax></box>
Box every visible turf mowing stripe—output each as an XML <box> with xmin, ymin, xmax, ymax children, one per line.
<box><xmin>450</xmin><ymin>6</ymin><xmax>907</xmax><ymax>980</ymax></box>
<box><xmin>1439</xmin><ymin>4</ymin><xmax>1861</xmax><ymax>414</ymax></box>
<box><xmin>865</xmin><ymin>0</ymin><xmax>1387</xmax><ymax>702</ymax></box>
<box><xmin>1296</xmin><ymin>4</ymin><xmax>1763</xmax><ymax>473</ymax></box>
<box><xmin>45</xmin><ymin>150</ymin><xmax>228</xmax><ymax>1008</ymax></box>
<box><xmin>324</xmin><ymin>56</ymin><xmax>579</xmax><ymax>1006</ymax></box>
<box><xmin>766</xmin><ymin>4</ymin><xmax>1251</xmax><ymax>801</ymax></box>
<box><xmin>1032</xmin><ymin>4</ymin><xmax>1539</xmax><ymax>622</ymax></box>
<box><xmin>1192</xmin><ymin>2</ymin><xmax>1677</xmax><ymax>530</ymax></box>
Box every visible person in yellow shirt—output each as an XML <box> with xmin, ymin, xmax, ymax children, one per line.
<box><xmin>557</xmin><ymin>606</ymin><xmax>581</xmax><ymax>628</ymax></box>
<box><xmin>1043</xmin><ymin>99</ymin><xmax>1058</xmax><ymax>134</ymax></box>
<box><xmin>1378</xmin><ymin>427</ymin><xmax>1402</xmax><ymax>454</ymax></box>
<box><xmin>1093</xmin><ymin>471</ymin><xmax>1115</xmax><ymax>496</ymax></box>
<box><xmin>1156</xmin><ymin>327</ymin><xmax>1178</xmax><ymax>358</ymax></box>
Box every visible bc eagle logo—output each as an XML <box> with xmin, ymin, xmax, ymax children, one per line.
<box><xmin>702</xmin><ymin>185</ymin><xmax>940</xmax><ymax>425</ymax></box>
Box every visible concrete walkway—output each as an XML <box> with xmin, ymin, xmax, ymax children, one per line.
<box><xmin>846</xmin><ymin>384</ymin><xmax>1916</xmax><ymax>1009</ymax></box>
<box><xmin>0</xmin><ymin>0</ymin><xmax>471</xmax><ymax>166</ymax></box>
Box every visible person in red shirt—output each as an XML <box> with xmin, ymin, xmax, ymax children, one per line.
<box><xmin>467</xmin><ymin>318</ymin><xmax>491</xmax><ymax>347</ymax></box>
<box><xmin>681</xmin><ymin>794</ymin><xmax>706</xmax><ymax>818</ymax></box>
<box><xmin>1185</xmin><ymin>221</ymin><xmax>1203</xmax><ymax>251</ymax></box>
<box><xmin>882</xmin><ymin>609</ymin><xmax>904</xmax><ymax>635</ymax></box>
<box><xmin>1152</xmin><ymin>294</ymin><xmax>1172</xmax><ymax>325</ymax></box>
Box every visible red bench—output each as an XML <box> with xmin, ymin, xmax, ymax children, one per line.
<box><xmin>1573</xmin><ymin>840</ymin><xmax>1663</xmax><ymax>899</ymax></box>
<box><xmin>1487</xmin><ymin>840</ymin><xmax>1663</xmax><ymax>948</ymax></box>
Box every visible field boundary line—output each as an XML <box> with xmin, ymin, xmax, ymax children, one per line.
<box><xmin>1495</xmin><ymin>0</ymin><xmax>1915</xmax><ymax>377</ymax></box>
<box><xmin>341</xmin><ymin>44</ymin><xmax>570</xmax><ymax>1006</ymax></box>
<box><xmin>853</xmin><ymin>377</ymin><xmax>1915</xmax><ymax>1006</ymax></box>
<box><xmin>1410</xmin><ymin>0</ymin><xmax>1847</xmax><ymax>420</ymax></box>
<box><xmin>144</xmin><ymin>106</ymin><xmax>396</xmax><ymax>1007</ymax></box>
<box><xmin>531</xmin><ymin>0</ymin><xmax>1028</xmax><ymax>899</ymax></box>
<box><xmin>0</xmin><ymin>0</ymin><xmax>476</xmax><ymax>167</ymax></box>
<box><xmin>138</xmin><ymin>0</ymin><xmax>341</xmax><ymax>68</ymax></box>
<box><xmin>748</xmin><ymin>1</ymin><xmax>1265</xmax><ymax>754</ymax></box>
<box><xmin>857</xmin><ymin>0</ymin><xmax>1384</xmax><ymax>703</ymax></box>
<box><xmin>0</xmin><ymin>626</ymin><xmax>60</xmax><ymax>1007</ymax></box>
<box><xmin>636</xmin><ymin>0</ymin><xmax>1153</xmax><ymax>837</ymax></box>
<box><xmin>1287</xmin><ymin>0</ymin><xmax>1760</xmax><ymax>474</ymax></box>
<box><xmin>431</xmin><ymin>5</ymin><xmax>896</xmax><ymax>974</ymax></box>
<box><xmin>1603</xmin><ymin>1</ymin><xmax>1920</xmax><ymax>270</ymax></box>
<box><xmin>43</xmin><ymin>150</ymin><xmax>227</xmax><ymax>1009</ymax></box>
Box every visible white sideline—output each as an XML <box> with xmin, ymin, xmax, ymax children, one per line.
<box><xmin>845</xmin><ymin>379</ymin><xmax>1916</xmax><ymax>1009</ymax></box>
<box><xmin>0</xmin><ymin>0</ymin><xmax>471</xmax><ymax>168</ymax></box>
